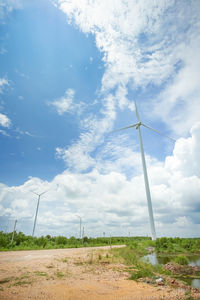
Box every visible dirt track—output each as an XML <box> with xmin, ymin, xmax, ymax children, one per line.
<box><xmin>0</xmin><ymin>246</ymin><xmax>198</xmax><ymax>299</ymax></box>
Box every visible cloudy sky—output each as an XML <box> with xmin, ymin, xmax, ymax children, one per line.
<box><xmin>0</xmin><ymin>0</ymin><xmax>200</xmax><ymax>238</ymax></box>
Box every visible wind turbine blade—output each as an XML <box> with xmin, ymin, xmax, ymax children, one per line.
<box><xmin>40</xmin><ymin>190</ymin><xmax>49</xmax><ymax>196</ymax></box>
<box><xmin>142</xmin><ymin>123</ymin><xmax>176</xmax><ymax>142</ymax></box>
<box><xmin>31</xmin><ymin>191</ymin><xmax>39</xmax><ymax>196</ymax></box>
<box><xmin>111</xmin><ymin>123</ymin><xmax>138</xmax><ymax>133</ymax></box>
<box><xmin>134</xmin><ymin>100</ymin><xmax>141</xmax><ymax>122</ymax></box>
<box><xmin>31</xmin><ymin>190</ymin><xmax>49</xmax><ymax>196</ymax></box>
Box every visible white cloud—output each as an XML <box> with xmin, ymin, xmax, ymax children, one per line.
<box><xmin>15</xmin><ymin>127</ymin><xmax>34</xmax><ymax>137</ymax></box>
<box><xmin>152</xmin><ymin>39</ymin><xmax>200</xmax><ymax>135</ymax></box>
<box><xmin>0</xmin><ymin>77</ymin><xmax>9</xmax><ymax>93</ymax></box>
<box><xmin>0</xmin><ymin>112</ymin><xmax>11</xmax><ymax>128</ymax></box>
<box><xmin>56</xmin><ymin>93</ymin><xmax>116</xmax><ymax>171</ymax></box>
<box><xmin>51</xmin><ymin>1</ymin><xmax>200</xmax><ymax>174</ymax></box>
<box><xmin>165</xmin><ymin>122</ymin><xmax>200</xmax><ymax>177</ymax></box>
<box><xmin>0</xmin><ymin>129</ymin><xmax>10</xmax><ymax>136</ymax></box>
<box><xmin>50</xmin><ymin>88</ymin><xmax>85</xmax><ymax>116</ymax></box>
<box><xmin>1</xmin><ymin>122</ymin><xmax>200</xmax><ymax>237</ymax></box>
<box><xmin>0</xmin><ymin>0</ymin><xmax>22</xmax><ymax>21</ymax></box>
<box><xmin>57</xmin><ymin>0</ymin><xmax>200</xmax><ymax>136</ymax></box>
<box><xmin>1</xmin><ymin>1</ymin><xmax>200</xmax><ymax>238</ymax></box>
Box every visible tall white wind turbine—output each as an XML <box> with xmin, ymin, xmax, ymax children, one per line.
<box><xmin>32</xmin><ymin>190</ymin><xmax>48</xmax><ymax>237</ymax></box>
<box><xmin>113</xmin><ymin>101</ymin><xmax>175</xmax><ymax>240</ymax></box>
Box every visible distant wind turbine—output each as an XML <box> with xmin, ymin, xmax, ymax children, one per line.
<box><xmin>112</xmin><ymin>101</ymin><xmax>175</xmax><ymax>240</ymax></box>
<box><xmin>31</xmin><ymin>190</ymin><xmax>48</xmax><ymax>237</ymax></box>
<box><xmin>76</xmin><ymin>215</ymin><xmax>82</xmax><ymax>239</ymax></box>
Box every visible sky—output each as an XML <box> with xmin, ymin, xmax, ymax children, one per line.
<box><xmin>0</xmin><ymin>0</ymin><xmax>200</xmax><ymax>238</ymax></box>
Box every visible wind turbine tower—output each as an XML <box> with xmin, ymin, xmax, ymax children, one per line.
<box><xmin>32</xmin><ymin>191</ymin><xmax>48</xmax><ymax>237</ymax></box>
<box><xmin>113</xmin><ymin>101</ymin><xmax>175</xmax><ymax>240</ymax></box>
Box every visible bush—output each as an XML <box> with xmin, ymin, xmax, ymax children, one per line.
<box><xmin>130</xmin><ymin>268</ymin><xmax>154</xmax><ymax>280</ymax></box>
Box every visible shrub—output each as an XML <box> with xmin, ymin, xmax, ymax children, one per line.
<box><xmin>130</xmin><ymin>268</ymin><xmax>154</xmax><ymax>280</ymax></box>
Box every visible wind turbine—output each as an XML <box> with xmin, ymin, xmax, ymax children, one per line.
<box><xmin>31</xmin><ymin>190</ymin><xmax>48</xmax><ymax>237</ymax></box>
<box><xmin>112</xmin><ymin>101</ymin><xmax>175</xmax><ymax>240</ymax></box>
<box><xmin>76</xmin><ymin>215</ymin><xmax>82</xmax><ymax>239</ymax></box>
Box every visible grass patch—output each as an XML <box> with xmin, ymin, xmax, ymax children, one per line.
<box><xmin>34</xmin><ymin>271</ymin><xmax>48</xmax><ymax>277</ymax></box>
<box><xmin>174</xmin><ymin>255</ymin><xmax>189</xmax><ymax>265</ymax></box>
<box><xmin>111</xmin><ymin>241</ymin><xmax>171</xmax><ymax>282</ymax></box>
<box><xmin>62</xmin><ymin>258</ymin><xmax>68</xmax><ymax>263</ymax></box>
<box><xmin>14</xmin><ymin>280</ymin><xmax>32</xmax><ymax>286</ymax></box>
<box><xmin>56</xmin><ymin>271</ymin><xmax>64</xmax><ymax>278</ymax></box>
<box><xmin>130</xmin><ymin>268</ymin><xmax>154</xmax><ymax>280</ymax></box>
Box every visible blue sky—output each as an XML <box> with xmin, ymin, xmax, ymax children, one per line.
<box><xmin>0</xmin><ymin>0</ymin><xmax>200</xmax><ymax>238</ymax></box>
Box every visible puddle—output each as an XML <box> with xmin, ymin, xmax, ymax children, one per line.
<box><xmin>143</xmin><ymin>253</ymin><xmax>200</xmax><ymax>289</ymax></box>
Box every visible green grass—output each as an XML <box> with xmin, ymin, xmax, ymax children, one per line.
<box><xmin>13</xmin><ymin>280</ymin><xmax>32</xmax><ymax>286</ymax></box>
<box><xmin>34</xmin><ymin>271</ymin><xmax>48</xmax><ymax>277</ymax></box>
<box><xmin>111</xmin><ymin>240</ymin><xmax>172</xmax><ymax>282</ymax></box>
<box><xmin>174</xmin><ymin>255</ymin><xmax>189</xmax><ymax>265</ymax></box>
<box><xmin>56</xmin><ymin>271</ymin><xmax>65</xmax><ymax>278</ymax></box>
<box><xmin>130</xmin><ymin>268</ymin><xmax>154</xmax><ymax>280</ymax></box>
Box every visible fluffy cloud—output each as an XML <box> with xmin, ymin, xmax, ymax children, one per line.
<box><xmin>56</xmin><ymin>0</ymin><xmax>200</xmax><ymax>135</ymax></box>
<box><xmin>49</xmin><ymin>89</ymin><xmax>85</xmax><ymax>115</ymax></box>
<box><xmin>50</xmin><ymin>0</ymin><xmax>200</xmax><ymax>185</ymax></box>
<box><xmin>0</xmin><ymin>112</ymin><xmax>11</xmax><ymax>128</ymax></box>
<box><xmin>56</xmin><ymin>93</ymin><xmax>116</xmax><ymax>171</ymax></box>
<box><xmin>1</xmin><ymin>122</ymin><xmax>200</xmax><ymax>237</ymax></box>
<box><xmin>1</xmin><ymin>1</ymin><xmax>200</xmax><ymax>238</ymax></box>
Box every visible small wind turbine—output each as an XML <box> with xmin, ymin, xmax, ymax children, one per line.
<box><xmin>76</xmin><ymin>215</ymin><xmax>82</xmax><ymax>239</ymax></box>
<box><xmin>31</xmin><ymin>190</ymin><xmax>48</xmax><ymax>237</ymax></box>
<box><xmin>112</xmin><ymin>101</ymin><xmax>175</xmax><ymax>240</ymax></box>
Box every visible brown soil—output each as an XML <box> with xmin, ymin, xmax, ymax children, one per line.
<box><xmin>164</xmin><ymin>262</ymin><xmax>200</xmax><ymax>275</ymax></box>
<box><xmin>0</xmin><ymin>246</ymin><xmax>199</xmax><ymax>300</ymax></box>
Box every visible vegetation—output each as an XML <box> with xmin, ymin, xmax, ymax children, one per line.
<box><xmin>174</xmin><ymin>255</ymin><xmax>189</xmax><ymax>265</ymax></box>
<box><xmin>0</xmin><ymin>231</ymin><xmax>199</xmax><ymax>255</ymax></box>
<box><xmin>0</xmin><ymin>230</ymin><xmax>150</xmax><ymax>251</ymax></box>
<box><xmin>111</xmin><ymin>237</ymin><xmax>200</xmax><ymax>287</ymax></box>
<box><xmin>111</xmin><ymin>239</ymin><xmax>170</xmax><ymax>281</ymax></box>
<box><xmin>0</xmin><ymin>232</ymin><xmax>199</xmax><ymax>291</ymax></box>
<box><xmin>155</xmin><ymin>237</ymin><xmax>200</xmax><ymax>254</ymax></box>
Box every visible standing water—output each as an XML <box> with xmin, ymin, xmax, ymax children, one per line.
<box><xmin>143</xmin><ymin>253</ymin><xmax>200</xmax><ymax>289</ymax></box>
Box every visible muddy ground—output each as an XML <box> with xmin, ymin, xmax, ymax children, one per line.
<box><xmin>0</xmin><ymin>246</ymin><xmax>199</xmax><ymax>299</ymax></box>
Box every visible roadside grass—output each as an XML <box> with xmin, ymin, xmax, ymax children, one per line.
<box><xmin>73</xmin><ymin>250</ymin><xmax>117</xmax><ymax>266</ymax></box>
<box><xmin>111</xmin><ymin>241</ymin><xmax>172</xmax><ymax>281</ymax></box>
<box><xmin>110</xmin><ymin>238</ymin><xmax>200</xmax><ymax>296</ymax></box>
<box><xmin>174</xmin><ymin>255</ymin><xmax>189</xmax><ymax>265</ymax></box>
<box><xmin>56</xmin><ymin>271</ymin><xmax>65</xmax><ymax>278</ymax></box>
<box><xmin>34</xmin><ymin>271</ymin><xmax>48</xmax><ymax>277</ymax></box>
<box><xmin>13</xmin><ymin>280</ymin><xmax>32</xmax><ymax>286</ymax></box>
<box><xmin>0</xmin><ymin>274</ymin><xmax>33</xmax><ymax>287</ymax></box>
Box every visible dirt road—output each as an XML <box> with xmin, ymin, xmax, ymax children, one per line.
<box><xmin>0</xmin><ymin>246</ymin><xmax>198</xmax><ymax>299</ymax></box>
